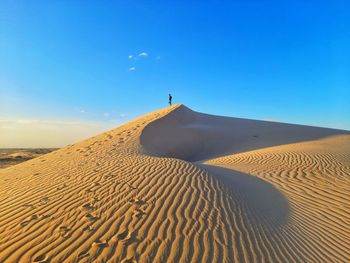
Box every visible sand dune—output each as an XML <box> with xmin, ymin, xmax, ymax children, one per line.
<box><xmin>0</xmin><ymin>149</ymin><xmax>57</xmax><ymax>169</ymax></box>
<box><xmin>141</xmin><ymin>105</ymin><xmax>347</xmax><ymax>161</ymax></box>
<box><xmin>0</xmin><ymin>104</ymin><xmax>349</xmax><ymax>262</ymax></box>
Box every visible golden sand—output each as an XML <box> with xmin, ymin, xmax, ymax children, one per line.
<box><xmin>0</xmin><ymin>105</ymin><xmax>349</xmax><ymax>262</ymax></box>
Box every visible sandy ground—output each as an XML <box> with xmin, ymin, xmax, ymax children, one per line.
<box><xmin>0</xmin><ymin>149</ymin><xmax>57</xmax><ymax>169</ymax></box>
<box><xmin>0</xmin><ymin>104</ymin><xmax>349</xmax><ymax>262</ymax></box>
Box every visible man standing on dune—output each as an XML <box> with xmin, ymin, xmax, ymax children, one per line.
<box><xmin>168</xmin><ymin>94</ymin><xmax>172</xmax><ymax>106</ymax></box>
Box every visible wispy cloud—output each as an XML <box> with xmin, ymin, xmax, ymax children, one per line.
<box><xmin>17</xmin><ymin>119</ymin><xmax>40</xmax><ymax>124</ymax></box>
<box><xmin>128</xmin><ymin>52</ymin><xmax>149</xmax><ymax>60</ymax></box>
<box><xmin>138</xmin><ymin>52</ymin><xmax>148</xmax><ymax>57</ymax></box>
<box><xmin>127</xmin><ymin>52</ymin><xmax>150</xmax><ymax>71</ymax></box>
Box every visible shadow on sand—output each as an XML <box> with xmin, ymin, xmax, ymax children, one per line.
<box><xmin>200</xmin><ymin>164</ymin><xmax>290</xmax><ymax>228</ymax></box>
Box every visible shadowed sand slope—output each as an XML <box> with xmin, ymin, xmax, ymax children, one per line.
<box><xmin>0</xmin><ymin>104</ymin><xmax>349</xmax><ymax>262</ymax></box>
<box><xmin>140</xmin><ymin>105</ymin><xmax>348</xmax><ymax>161</ymax></box>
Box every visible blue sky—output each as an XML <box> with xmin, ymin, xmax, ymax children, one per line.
<box><xmin>1</xmin><ymin>1</ymin><xmax>349</xmax><ymax>147</ymax></box>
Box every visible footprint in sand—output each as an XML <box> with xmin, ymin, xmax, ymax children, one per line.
<box><xmin>40</xmin><ymin>197</ymin><xmax>50</xmax><ymax>205</ymax></box>
<box><xmin>125</xmin><ymin>183</ymin><xmax>137</xmax><ymax>190</ymax></box>
<box><xmin>77</xmin><ymin>251</ymin><xmax>90</xmax><ymax>260</ymax></box>
<box><xmin>33</xmin><ymin>254</ymin><xmax>49</xmax><ymax>263</ymax></box>
<box><xmin>85</xmin><ymin>213</ymin><xmax>98</xmax><ymax>222</ymax></box>
<box><xmin>57</xmin><ymin>183</ymin><xmax>67</xmax><ymax>190</ymax></box>
<box><xmin>20</xmin><ymin>214</ymin><xmax>39</xmax><ymax>227</ymax></box>
<box><xmin>128</xmin><ymin>198</ymin><xmax>145</xmax><ymax>205</ymax></box>
<box><xmin>82</xmin><ymin>225</ymin><xmax>94</xmax><ymax>232</ymax></box>
<box><xmin>103</xmin><ymin>174</ymin><xmax>111</xmax><ymax>180</ymax></box>
<box><xmin>81</xmin><ymin>203</ymin><xmax>94</xmax><ymax>211</ymax></box>
<box><xmin>30</xmin><ymin>215</ymin><xmax>38</xmax><ymax>220</ymax></box>
<box><xmin>113</xmin><ymin>230</ymin><xmax>135</xmax><ymax>243</ymax></box>
<box><xmin>20</xmin><ymin>220</ymin><xmax>31</xmax><ymax>227</ymax></box>
<box><xmin>57</xmin><ymin>226</ymin><xmax>71</xmax><ymax>238</ymax></box>
<box><xmin>92</xmin><ymin>239</ymin><xmax>108</xmax><ymax>248</ymax></box>
<box><xmin>91</xmin><ymin>196</ymin><xmax>100</xmax><ymax>203</ymax></box>
<box><xmin>85</xmin><ymin>188</ymin><xmax>94</xmax><ymax>194</ymax></box>
<box><xmin>38</xmin><ymin>214</ymin><xmax>50</xmax><ymax>220</ymax></box>
<box><xmin>133</xmin><ymin>208</ymin><xmax>145</xmax><ymax>218</ymax></box>
<box><xmin>22</xmin><ymin>204</ymin><xmax>36</xmax><ymax>209</ymax></box>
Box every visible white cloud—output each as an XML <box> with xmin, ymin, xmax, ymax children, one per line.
<box><xmin>138</xmin><ymin>52</ymin><xmax>148</xmax><ymax>57</ymax></box>
<box><xmin>79</xmin><ymin>109</ymin><xmax>86</xmax><ymax>113</ymax></box>
<box><xmin>17</xmin><ymin>119</ymin><xmax>40</xmax><ymax>124</ymax></box>
<box><xmin>129</xmin><ymin>67</ymin><xmax>136</xmax><ymax>71</ymax></box>
<box><xmin>128</xmin><ymin>55</ymin><xmax>133</xmax><ymax>59</ymax></box>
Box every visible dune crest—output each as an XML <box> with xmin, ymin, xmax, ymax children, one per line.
<box><xmin>141</xmin><ymin>105</ymin><xmax>347</xmax><ymax>161</ymax></box>
<box><xmin>0</xmin><ymin>104</ymin><xmax>349</xmax><ymax>262</ymax></box>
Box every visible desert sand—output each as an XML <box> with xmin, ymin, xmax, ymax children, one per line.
<box><xmin>0</xmin><ymin>104</ymin><xmax>349</xmax><ymax>262</ymax></box>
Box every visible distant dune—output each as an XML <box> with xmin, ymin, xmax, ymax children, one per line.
<box><xmin>0</xmin><ymin>104</ymin><xmax>349</xmax><ymax>262</ymax></box>
<box><xmin>0</xmin><ymin>149</ymin><xmax>57</xmax><ymax>169</ymax></box>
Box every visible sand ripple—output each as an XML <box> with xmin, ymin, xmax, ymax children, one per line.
<box><xmin>0</xmin><ymin>104</ymin><xmax>349</xmax><ymax>262</ymax></box>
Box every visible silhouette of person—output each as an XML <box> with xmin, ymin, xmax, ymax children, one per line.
<box><xmin>168</xmin><ymin>94</ymin><xmax>172</xmax><ymax>106</ymax></box>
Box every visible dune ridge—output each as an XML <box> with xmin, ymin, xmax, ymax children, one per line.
<box><xmin>0</xmin><ymin>104</ymin><xmax>349</xmax><ymax>262</ymax></box>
